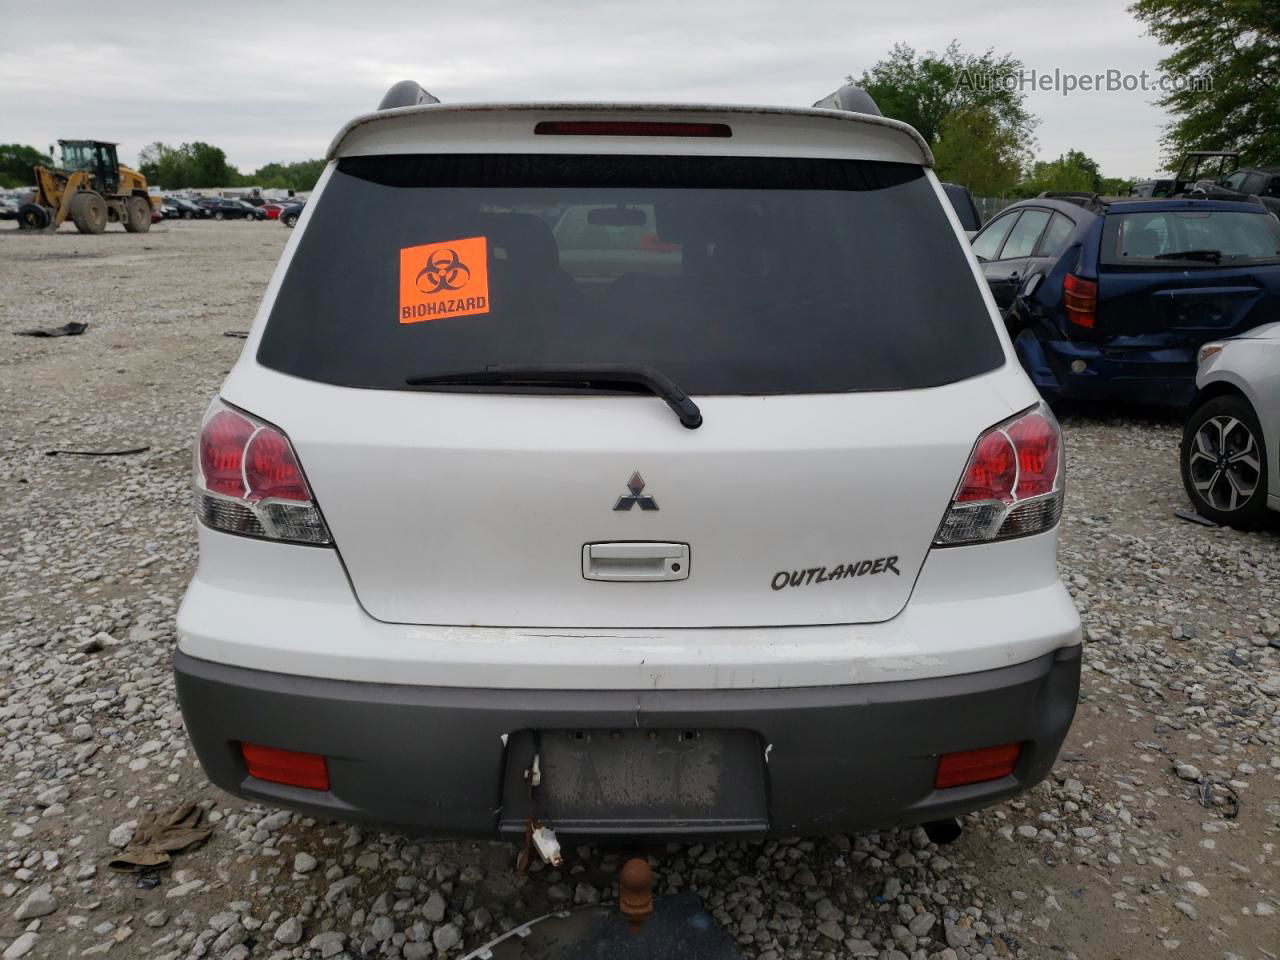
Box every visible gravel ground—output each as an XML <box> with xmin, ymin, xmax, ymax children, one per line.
<box><xmin>1</xmin><ymin>219</ymin><xmax>1277</xmax><ymax>960</ymax></box>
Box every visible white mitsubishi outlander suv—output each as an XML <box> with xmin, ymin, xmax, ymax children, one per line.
<box><xmin>174</xmin><ymin>81</ymin><xmax>1082</xmax><ymax>841</ymax></box>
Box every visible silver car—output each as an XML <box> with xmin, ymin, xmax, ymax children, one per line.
<box><xmin>1182</xmin><ymin>323</ymin><xmax>1279</xmax><ymax>528</ymax></box>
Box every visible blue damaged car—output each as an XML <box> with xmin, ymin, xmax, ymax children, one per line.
<box><xmin>973</xmin><ymin>194</ymin><xmax>1280</xmax><ymax>407</ymax></box>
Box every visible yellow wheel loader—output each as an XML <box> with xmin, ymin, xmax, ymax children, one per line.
<box><xmin>17</xmin><ymin>140</ymin><xmax>155</xmax><ymax>234</ymax></box>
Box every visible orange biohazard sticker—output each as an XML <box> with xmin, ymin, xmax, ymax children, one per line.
<box><xmin>399</xmin><ymin>236</ymin><xmax>490</xmax><ymax>324</ymax></box>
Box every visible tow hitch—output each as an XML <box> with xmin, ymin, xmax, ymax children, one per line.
<box><xmin>461</xmin><ymin>854</ymin><xmax>743</xmax><ymax>959</ymax></box>
<box><xmin>492</xmin><ymin>738</ymin><xmax>744</xmax><ymax>958</ymax></box>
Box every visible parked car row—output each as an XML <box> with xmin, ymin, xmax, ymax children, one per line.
<box><xmin>959</xmin><ymin>187</ymin><xmax>1277</xmax><ymax>531</ymax></box>
<box><xmin>157</xmin><ymin>194</ymin><xmax>306</xmax><ymax>225</ymax></box>
<box><xmin>971</xmin><ymin>192</ymin><xmax>1280</xmax><ymax>409</ymax></box>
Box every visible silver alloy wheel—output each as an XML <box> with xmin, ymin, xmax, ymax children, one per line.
<box><xmin>1188</xmin><ymin>415</ymin><xmax>1262</xmax><ymax>511</ymax></box>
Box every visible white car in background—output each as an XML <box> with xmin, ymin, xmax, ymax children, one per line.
<box><xmin>1182</xmin><ymin>323</ymin><xmax>1279</xmax><ymax>528</ymax></box>
<box><xmin>173</xmin><ymin>82</ymin><xmax>1082</xmax><ymax>842</ymax></box>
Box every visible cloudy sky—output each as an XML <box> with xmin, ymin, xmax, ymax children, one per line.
<box><xmin>2</xmin><ymin>0</ymin><xmax>1178</xmax><ymax>179</ymax></box>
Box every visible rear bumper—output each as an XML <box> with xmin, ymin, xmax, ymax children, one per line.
<box><xmin>1017</xmin><ymin>335</ymin><xmax>1198</xmax><ymax>406</ymax></box>
<box><xmin>174</xmin><ymin>644</ymin><xmax>1081</xmax><ymax>839</ymax></box>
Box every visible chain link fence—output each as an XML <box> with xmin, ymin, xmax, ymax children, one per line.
<box><xmin>973</xmin><ymin>196</ymin><xmax>1015</xmax><ymax>225</ymax></box>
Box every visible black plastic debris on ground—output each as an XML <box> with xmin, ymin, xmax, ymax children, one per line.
<box><xmin>14</xmin><ymin>321</ymin><xmax>87</xmax><ymax>337</ymax></box>
<box><xmin>1174</xmin><ymin>507</ymin><xmax>1219</xmax><ymax>528</ymax></box>
<box><xmin>135</xmin><ymin>871</ymin><xmax>163</xmax><ymax>890</ymax></box>
<box><xmin>461</xmin><ymin>894</ymin><xmax>744</xmax><ymax>960</ymax></box>
<box><xmin>46</xmin><ymin>446</ymin><xmax>150</xmax><ymax>457</ymax></box>
<box><xmin>223</xmin><ymin>330</ymin><xmax>249</xmax><ymax>339</ymax></box>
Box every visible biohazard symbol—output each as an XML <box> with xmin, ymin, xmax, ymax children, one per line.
<box><xmin>416</xmin><ymin>248</ymin><xmax>471</xmax><ymax>293</ymax></box>
<box><xmin>398</xmin><ymin>236</ymin><xmax>490</xmax><ymax>324</ymax></box>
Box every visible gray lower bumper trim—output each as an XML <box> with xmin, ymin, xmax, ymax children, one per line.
<box><xmin>174</xmin><ymin>645</ymin><xmax>1080</xmax><ymax>838</ymax></box>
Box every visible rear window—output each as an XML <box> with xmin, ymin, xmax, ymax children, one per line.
<box><xmin>1103</xmin><ymin>209</ymin><xmax>1280</xmax><ymax>268</ymax></box>
<box><xmin>258</xmin><ymin>154</ymin><xmax>1003</xmax><ymax>394</ymax></box>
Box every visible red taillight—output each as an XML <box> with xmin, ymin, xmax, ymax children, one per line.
<box><xmin>534</xmin><ymin>120</ymin><xmax>732</xmax><ymax>138</ymax></box>
<box><xmin>245</xmin><ymin>428</ymin><xmax>309</xmax><ymax>502</ymax></box>
<box><xmin>199</xmin><ymin>410</ymin><xmax>254</xmax><ymax>497</ymax></box>
<box><xmin>935</xmin><ymin>743</ymin><xmax>1021</xmax><ymax>789</ymax></box>
<box><xmin>935</xmin><ymin>404</ymin><xmax>1064</xmax><ymax>546</ymax></box>
<box><xmin>1007</xmin><ymin>412</ymin><xmax>1060</xmax><ymax>498</ymax></box>
<box><xmin>1063</xmin><ymin>273</ymin><xmax>1096</xmax><ymax>329</ymax></box>
<box><xmin>954</xmin><ymin>430</ymin><xmax>1016</xmax><ymax>503</ymax></box>
<box><xmin>241</xmin><ymin>743</ymin><xmax>330</xmax><ymax>791</ymax></box>
<box><xmin>195</xmin><ymin>401</ymin><xmax>331</xmax><ymax>545</ymax></box>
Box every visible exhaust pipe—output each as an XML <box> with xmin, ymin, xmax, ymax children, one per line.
<box><xmin>922</xmin><ymin>818</ymin><xmax>963</xmax><ymax>845</ymax></box>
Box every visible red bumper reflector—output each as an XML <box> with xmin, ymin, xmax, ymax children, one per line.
<box><xmin>935</xmin><ymin>743</ymin><xmax>1021</xmax><ymax>789</ymax></box>
<box><xmin>534</xmin><ymin>120</ymin><xmax>731</xmax><ymax>138</ymax></box>
<box><xmin>241</xmin><ymin>743</ymin><xmax>330</xmax><ymax>791</ymax></box>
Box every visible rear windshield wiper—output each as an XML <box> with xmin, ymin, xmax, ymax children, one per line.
<box><xmin>405</xmin><ymin>364</ymin><xmax>703</xmax><ymax>429</ymax></box>
<box><xmin>1152</xmin><ymin>249</ymin><xmax>1223</xmax><ymax>263</ymax></box>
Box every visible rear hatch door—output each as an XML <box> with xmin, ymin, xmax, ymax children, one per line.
<box><xmin>1096</xmin><ymin>205</ymin><xmax>1280</xmax><ymax>341</ymax></box>
<box><xmin>247</xmin><ymin>144</ymin><xmax>1011</xmax><ymax>629</ymax></box>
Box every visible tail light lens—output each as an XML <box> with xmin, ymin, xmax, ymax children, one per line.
<box><xmin>194</xmin><ymin>400</ymin><xmax>331</xmax><ymax>545</ymax></box>
<box><xmin>935</xmin><ymin>404</ymin><xmax>1064</xmax><ymax>546</ymax></box>
<box><xmin>1063</xmin><ymin>273</ymin><xmax>1097</xmax><ymax>329</ymax></box>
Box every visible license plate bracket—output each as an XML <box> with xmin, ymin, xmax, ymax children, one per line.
<box><xmin>499</xmin><ymin>728</ymin><xmax>768</xmax><ymax>836</ymax></box>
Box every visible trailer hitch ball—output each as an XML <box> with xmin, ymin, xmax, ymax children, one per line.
<box><xmin>619</xmin><ymin>857</ymin><xmax>654</xmax><ymax>932</ymax></box>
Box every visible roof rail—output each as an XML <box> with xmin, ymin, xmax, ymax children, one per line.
<box><xmin>812</xmin><ymin>83</ymin><xmax>880</xmax><ymax>116</ymax></box>
<box><xmin>378</xmin><ymin>80</ymin><xmax>440</xmax><ymax>111</ymax></box>
<box><xmin>1036</xmin><ymin>191</ymin><xmax>1107</xmax><ymax>213</ymax></box>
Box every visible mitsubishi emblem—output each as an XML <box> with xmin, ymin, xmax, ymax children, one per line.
<box><xmin>613</xmin><ymin>471</ymin><xmax>658</xmax><ymax>511</ymax></box>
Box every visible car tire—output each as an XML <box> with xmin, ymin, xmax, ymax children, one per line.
<box><xmin>69</xmin><ymin>192</ymin><xmax>108</xmax><ymax>234</ymax></box>
<box><xmin>214</xmin><ymin>210</ymin><xmax>225</xmax><ymax>221</ymax></box>
<box><xmin>283</xmin><ymin>213</ymin><xmax>298</xmax><ymax>227</ymax></box>
<box><xmin>183</xmin><ymin>210</ymin><xmax>193</xmax><ymax>220</ymax></box>
<box><xmin>1181</xmin><ymin>393</ymin><xmax>1270</xmax><ymax>529</ymax></box>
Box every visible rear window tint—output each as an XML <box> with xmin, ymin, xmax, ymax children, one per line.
<box><xmin>258</xmin><ymin>154</ymin><xmax>1003</xmax><ymax>395</ymax></box>
<box><xmin>1103</xmin><ymin>209</ymin><xmax>1280</xmax><ymax>267</ymax></box>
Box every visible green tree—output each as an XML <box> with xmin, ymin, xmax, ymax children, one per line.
<box><xmin>1009</xmin><ymin>150</ymin><xmax>1136</xmax><ymax>199</ymax></box>
<box><xmin>932</xmin><ymin>108</ymin><xmax>1027</xmax><ymax>196</ymax></box>
<box><xmin>1130</xmin><ymin>0</ymin><xmax>1280</xmax><ymax>166</ymax></box>
<box><xmin>251</xmin><ymin>159</ymin><xmax>325</xmax><ymax>192</ymax></box>
<box><xmin>136</xmin><ymin>141</ymin><xmax>244</xmax><ymax>189</ymax></box>
<box><xmin>855</xmin><ymin>42</ymin><xmax>1037</xmax><ymax>149</ymax></box>
<box><xmin>1098</xmin><ymin>174</ymin><xmax>1137</xmax><ymax>195</ymax></box>
<box><xmin>1013</xmin><ymin>149</ymin><xmax>1101</xmax><ymax>197</ymax></box>
<box><xmin>0</xmin><ymin>144</ymin><xmax>53</xmax><ymax>188</ymax></box>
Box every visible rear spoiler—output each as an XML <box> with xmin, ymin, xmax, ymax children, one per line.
<box><xmin>374</xmin><ymin>81</ymin><xmax>884</xmax><ymax>118</ymax></box>
<box><xmin>327</xmin><ymin>82</ymin><xmax>930</xmax><ymax>165</ymax></box>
